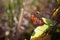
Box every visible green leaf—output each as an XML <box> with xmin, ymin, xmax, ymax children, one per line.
<box><xmin>52</xmin><ymin>7</ymin><xmax>60</xmax><ymax>18</ymax></box>
<box><xmin>9</xmin><ymin>0</ymin><xmax>14</xmax><ymax>10</ymax></box>
<box><xmin>30</xmin><ymin>24</ymin><xmax>49</xmax><ymax>40</ymax></box>
<box><xmin>42</xmin><ymin>18</ymin><xmax>56</xmax><ymax>26</ymax></box>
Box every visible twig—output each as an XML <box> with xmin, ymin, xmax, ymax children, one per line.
<box><xmin>14</xmin><ymin>8</ymin><xmax>24</xmax><ymax>40</ymax></box>
<box><xmin>17</xmin><ymin>8</ymin><xmax>24</xmax><ymax>32</ymax></box>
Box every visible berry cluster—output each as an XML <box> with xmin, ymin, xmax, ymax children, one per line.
<box><xmin>30</xmin><ymin>15</ymin><xmax>43</xmax><ymax>25</ymax></box>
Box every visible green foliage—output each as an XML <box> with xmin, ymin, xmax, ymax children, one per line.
<box><xmin>3</xmin><ymin>0</ymin><xmax>23</xmax><ymax>28</ymax></box>
<box><xmin>30</xmin><ymin>18</ymin><xmax>56</xmax><ymax>40</ymax></box>
<box><xmin>42</xmin><ymin>18</ymin><xmax>56</xmax><ymax>26</ymax></box>
<box><xmin>9</xmin><ymin>0</ymin><xmax>14</xmax><ymax>10</ymax></box>
<box><xmin>17</xmin><ymin>0</ymin><xmax>23</xmax><ymax>19</ymax></box>
<box><xmin>7</xmin><ymin>0</ymin><xmax>14</xmax><ymax>28</ymax></box>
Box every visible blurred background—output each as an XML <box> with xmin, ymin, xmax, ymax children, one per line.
<box><xmin>0</xmin><ymin>0</ymin><xmax>60</xmax><ymax>40</ymax></box>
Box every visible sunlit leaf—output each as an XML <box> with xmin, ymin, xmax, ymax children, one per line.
<box><xmin>30</xmin><ymin>24</ymin><xmax>49</xmax><ymax>40</ymax></box>
<box><xmin>52</xmin><ymin>7</ymin><xmax>60</xmax><ymax>18</ymax></box>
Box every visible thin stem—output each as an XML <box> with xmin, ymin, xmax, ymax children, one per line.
<box><xmin>17</xmin><ymin>8</ymin><xmax>24</xmax><ymax>33</ymax></box>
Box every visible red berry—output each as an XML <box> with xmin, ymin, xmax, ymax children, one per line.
<box><xmin>37</xmin><ymin>19</ymin><xmax>43</xmax><ymax>25</ymax></box>
<box><xmin>30</xmin><ymin>15</ymin><xmax>34</xmax><ymax>18</ymax></box>
<box><xmin>30</xmin><ymin>15</ymin><xmax>36</xmax><ymax>22</ymax></box>
<box><xmin>31</xmin><ymin>17</ymin><xmax>36</xmax><ymax>22</ymax></box>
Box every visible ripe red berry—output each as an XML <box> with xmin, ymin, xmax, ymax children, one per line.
<box><xmin>30</xmin><ymin>15</ymin><xmax>34</xmax><ymax>18</ymax></box>
<box><xmin>30</xmin><ymin>15</ymin><xmax>36</xmax><ymax>22</ymax></box>
<box><xmin>37</xmin><ymin>19</ymin><xmax>43</xmax><ymax>25</ymax></box>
